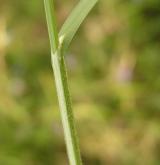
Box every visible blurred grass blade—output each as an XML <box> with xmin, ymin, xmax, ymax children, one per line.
<box><xmin>59</xmin><ymin>0</ymin><xmax>98</xmax><ymax>52</ymax></box>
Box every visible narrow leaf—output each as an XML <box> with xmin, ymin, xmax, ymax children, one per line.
<box><xmin>44</xmin><ymin>0</ymin><xmax>59</xmax><ymax>53</ymax></box>
<box><xmin>59</xmin><ymin>0</ymin><xmax>98</xmax><ymax>52</ymax></box>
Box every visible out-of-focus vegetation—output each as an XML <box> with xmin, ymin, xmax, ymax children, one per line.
<box><xmin>0</xmin><ymin>0</ymin><xmax>160</xmax><ymax>164</ymax></box>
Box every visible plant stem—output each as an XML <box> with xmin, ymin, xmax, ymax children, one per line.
<box><xmin>51</xmin><ymin>52</ymin><xmax>82</xmax><ymax>165</ymax></box>
<box><xmin>44</xmin><ymin>0</ymin><xmax>58</xmax><ymax>53</ymax></box>
<box><xmin>44</xmin><ymin>0</ymin><xmax>82</xmax><ymax>165</ymax></box>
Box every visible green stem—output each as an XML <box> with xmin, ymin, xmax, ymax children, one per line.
<box><xmin>44</xmin><ymin>0</ymin><xmax>82</xmax><ymax>165</ymax></box>
<box><xmin>44</xmin><ymin>0</ymin><xmax>59</xmax><ymax>53</ymax></box>
<box><xmin>51</xmin><ymin>52</ymin><xmax>82</xmax><ymax>165</ymax></box>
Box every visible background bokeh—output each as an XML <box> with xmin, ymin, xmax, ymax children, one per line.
<box><xmin>0</xmin><ymin>0</ymin><xmax>160</xmax><ymax>164</ymax></box>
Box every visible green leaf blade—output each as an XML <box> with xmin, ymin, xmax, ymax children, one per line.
<box><xmin>59</xmin><ymin>0</ymin><xmax>98</xmax><ymax>53</ymax></box>
<box><xmin>44</xmin><ymin>0</ymin><xmax>59</xmax><ymax>53</ymax></box>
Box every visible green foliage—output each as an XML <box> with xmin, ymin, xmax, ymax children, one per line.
<box><xmin>59</xmin><ymin>0</ymin><xmax>98</xmax><ymax>52</ymax></box>
<box><xmin>44</xmin><ymin>0</ymin><xmax>97</xmax><ymax>165</ymax></box>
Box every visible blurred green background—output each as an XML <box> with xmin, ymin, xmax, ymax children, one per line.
<box><xmin>0</xmin><ymin>0</ymin><xmax>160</xmax><ymax>164</ymax></box>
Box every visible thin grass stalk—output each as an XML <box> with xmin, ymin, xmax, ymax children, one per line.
<box><xmin>44</xmin><ymin>0</ymin><xmax>82</xmax><ymax>165</ymax></box>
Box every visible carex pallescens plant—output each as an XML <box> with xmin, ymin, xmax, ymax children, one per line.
<box><xmin>43</xmin><ymin>0</ymin><xmax>98</xmax><ymax>164</ymax></box>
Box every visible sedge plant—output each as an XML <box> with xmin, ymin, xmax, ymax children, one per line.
<box><xmin>43</xmin><ymin>0</ymin><xmax>98</xmax><ymax>164</ymax></box>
